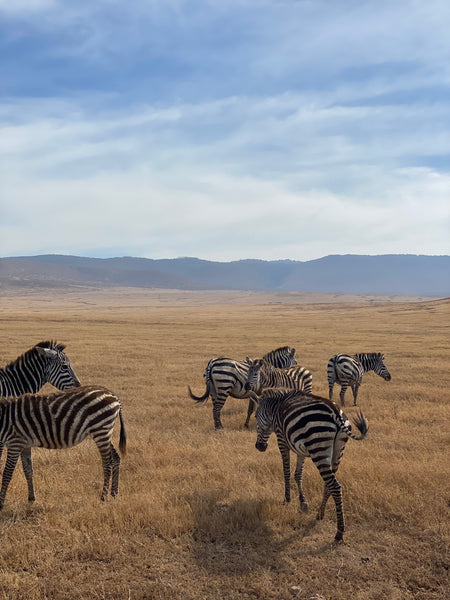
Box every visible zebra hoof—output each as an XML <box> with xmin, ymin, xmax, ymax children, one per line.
<box><xmin>334</xmin><ymin>530</ymin><xmax>344</xmax><ymax>543</ymax></box>
<box><xmin>300</xmin><ymin>501</ymin><xmax>309</xmax><ymax>514</ymax></box>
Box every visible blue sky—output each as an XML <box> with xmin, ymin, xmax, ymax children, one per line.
<box><xmin>1</xmin><ymin>0</ymin><xmax>449</xmax><ymax>261</ymax></box>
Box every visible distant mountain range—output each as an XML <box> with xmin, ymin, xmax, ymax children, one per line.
<box><xmin>0</xmin><ymin>254</ymin><xmax>449</xmax><ymax>297</ymax></box>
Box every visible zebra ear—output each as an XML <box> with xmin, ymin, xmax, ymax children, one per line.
<box><xmin>245</xmin><ymin>357</ymin><xmax>253</xmax><ymax>365</ymax></box>
<box><xmin>35</xmin><ymin>347</ymin><xmax>58</xmax><ymax>360</ymax></box>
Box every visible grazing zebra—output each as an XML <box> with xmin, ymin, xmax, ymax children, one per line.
<box><xmin>188</xmin><ymin>346</ymin><xmax>297</xmax><ymax>430</ymax></box>
<box><xmin>243</xmin><ymin>358</ymin><xmax>313</xmax><ymax>428</ymax></box>
<box><xmin>251</xmin><ymin>388</ymin><xmax>368</xmax><ymax>542</ymax></box>
<box><xmin>327</xmin><ymin>352</ymin><xmax>391</xmax><ymax>406</ymax></box>
<box><xmin>0</xmin><ymin>341</ymin><xmax>81</xmax><ymax>504</ymax></box>
<box><xmin>0</xmin><ymin>385</ymin><xmax>126</xmax><ymax>509</ymax></box>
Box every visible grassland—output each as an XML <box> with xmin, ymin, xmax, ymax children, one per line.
<box><xmin>0</xmin><ymin>288</ymin><xmax>448</xmax><ymax>600</ymax></box>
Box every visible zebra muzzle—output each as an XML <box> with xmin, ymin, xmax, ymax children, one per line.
<box><xmin>255</xmin><ymin>441</ymin><xmax>268</xmax><ymax>452</ymax></box>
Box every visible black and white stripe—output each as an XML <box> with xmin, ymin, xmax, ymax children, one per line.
<box><xmin>0</xmin><ymin>341</ymin><xmax>80</xmax><ymax>397</ymax></box>
<box><xmin>252</xmin><ymin>388</ymin><xmax>368</xmax><ymax>542</ymax></box>
<box><xmin>188</xmin><ymin>346</ymin><xmax>297</xmax><ymax>430</ymax></box>
<box><xmin>327</xmin><ymin>352</ymin><xmax>391</xmax><ymax>406</ymax></box>
<box><xmin>0</xmin><ymin>385</ymin><xmax>126</xmax><ymax>509</ymax></box>
<box><xmin>0</xmin><ymin>341</ymin><xmax>81</xmax><ymax>502</ymax></box>
<box><xmin>243</xmin><ymin>358</ymin><xmax>313</xmax><ymax>428</ymax></box>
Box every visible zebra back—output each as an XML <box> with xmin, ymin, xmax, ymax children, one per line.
<box><xmin>0</xmin><ymin>385</ymin><xmax>125</xmax><ymax>452</ymax></box>
<box><xmin>0</xmin><ymin>341</ymin><xmax>80</xmax><ymax>397</ymax></box>
<box><xmin>246</xmin><ymin>359</ymin><xmax>312</xmax><ymax>394</ymax></box>
<box><xmin>327</xmin><ymin>353</ymin><xmax>363</xmax><ymax>386</ymax></box>
<box><xmin>257</xmin><ymin>388</ymin><xmax>368</xmax><ymax>445</ymax></box>
<box><xmin>202</xmin><ymin>346</ymin><xmax>297</xmax><ymax>396</ymax></box>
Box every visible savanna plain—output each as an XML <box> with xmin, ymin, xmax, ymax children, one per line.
<box><xmin>0</xmin><ymin>287</ymin><xmax>448</xmax><ymax>600</ymax></box>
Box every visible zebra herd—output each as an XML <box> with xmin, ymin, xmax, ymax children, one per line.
<box><xmin>189</xmin><ymin>346</ymin><xmax>391</xmax><ymax>542</ymax></box>
<box><xmin>0</xmin><ymin>340</ymin><xmax>391</xmax><ymax>543</ymax></box>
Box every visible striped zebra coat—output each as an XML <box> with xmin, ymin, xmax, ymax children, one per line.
<box><xmin>243</xmin><ymin>358</ymin><xmax>313</xmax><ymax>428</ymax></box>
<box><xmin>251</xmin><ymin>388</ymin><xmax>368</xmax><ymax>542</ymax></box>
<box><xmin>327</xmin><ymin>352</ymin><xmax>391</xmax><ymax>406</ymax></box>
<box><xmin>0</xmin><ymin>385</ymin><xmax>126</xmax><ymax>509</ymax></box>
<box><xmin>0</xmin><ymin>341</ymin><xmax>81</xmax><ymax>504</ymax></box>
<box><xmin>188</xmin><ymin>346</ymin><xmax>297</xmax><ymax>430</ymax></box>
<box><xmin>0</xmin><ymin>341</ymin><xmax>80</xmax><ymax>397</ymax></box>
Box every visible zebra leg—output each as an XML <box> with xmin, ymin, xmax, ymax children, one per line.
<box><xmin>328</xmin><ymin>382</ymin><xmax>334</xmax><ymax>401</ymax></box>
<box><xmin>339</xmin><ymin>385</ymin><xmax>348</xmax><ymax>407</ymax></box>
<box><xmin>352</xmin><ymin>382</ymin><xmax>360</xmax><ymax>406</ymax></box>
<box><xmin>211</xmin><ymin>391</ymin><xmax>228</xmax><ymax>430</ymax></box>
<box><xmin>244</xmin><ymin>398</ymin><xmax>255</xmax><ymax>429</ymax></box>
<box><xmin>317</xmin><ymin>484</ymin><xmax>331</xmax><ymax>521</ymax></box>
<box><xmin>96</xmin><ymin>442</ymin><xmax>113</xmax><ymax>501</ymax></box>
<box><xmin>20</xmin><ymin>447</ymin><xmax>36</xmax><ymax>502</ymax></box>
<box><xmin>294</xmin><ymin>454</ymin><xmax>308</xmax><ymax>513</ymax></box>
<box><xmin>110</xmin><ymin>444</ymin><xmax>121</xmax><ymax>498</ymax></box>
<box><xmin>0</xmin><ymin>447</ymin><xmax>22</xmax><ymax>509</ymax></box>
<box><xmin>316</xmin><ymin>468</ymin><xmax>345</xmax><ymax>543</ymax></box>
<box><xmin>277</xmin><ymin>439</ymin><xmax>291</xmax><ymax>503</ymax></box>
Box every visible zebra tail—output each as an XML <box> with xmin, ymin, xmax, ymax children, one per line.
<box><xmin>188</xmin><ymin>384</ymin><xmax>210</xmax><ymax>404</ymax></box>
<box><xmin>119</xmin><ymin>408</ymin><xmax>127</xmax><ymax>456</ymax></box>
<box><xmin>350</xmin><ymin>411</ymin><xmax>368</xmax><ymax>441</ymax></box>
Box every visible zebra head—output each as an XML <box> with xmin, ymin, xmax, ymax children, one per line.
<box><xmin>254</xmin><ymin>392</ymin><xmax>274</xmax><ymax>452</ymax></box>
<box><xmin>244</xmin><ymin>358</ymin><xmax>263</xmax><ymax>393</ymax></box>
<box><xmin>374</xmin><ymin>353</ymin><xmax>391</xmax><ymax>381</ymax></box>
<box><xmin>35</xmin><ymin>342</ymin><xmax>81</xmax><ymax>390</ymax></box>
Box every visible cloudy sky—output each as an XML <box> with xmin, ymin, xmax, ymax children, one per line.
<box><xmin>1</xmin><ymin>0</ymin><xmax>449</xmax><ymax>262</ymax></box>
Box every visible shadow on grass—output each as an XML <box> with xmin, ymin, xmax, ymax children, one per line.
<box><xmin>186</xmin><ymin>489</ymin><xmax>321</xmax><ymax>576</ymax></box>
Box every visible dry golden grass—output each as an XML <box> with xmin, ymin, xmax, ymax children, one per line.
<box><xmin>0</xmin><ymin>288</ymin><xmax>448</xmax><ymax>600</ymax></box>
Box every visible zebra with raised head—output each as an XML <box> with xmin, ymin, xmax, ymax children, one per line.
<box><xmin>0</xmin><ymin>341</ymin><xmax>81</xmax><ymax>397</ymax></box>
<box><xmin>251</xmin><ymin>388</ymin><xmax>368</xmax><ymax>543</ymax></box>
<box><xmin>0</xmin><ymin>341</ymin><xmax>81</xmax><ymax>504</ymax></box>
<box><xmin>327</xmin><ymin>352</ymin><xmax>391</xmax><ymax>406</ymax></box>
<box><xmin>0</xmin><ymin>385</ymin><xmax>126</xmax><ymax>509</ymax></box>
<box><xmin>243</xmin><ymin>358</ymin><xmax>313</xmax><ymax>428</ymax></box>
<box><xmin>188</xmin><ymin>346</ymin><xmax>297</xmax><ymax>430</ymax></box>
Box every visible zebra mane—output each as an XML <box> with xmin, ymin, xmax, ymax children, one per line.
<box><xmin>35</xmin><ymin>341</ymin><xmax>66</xmax><ymax>352</ymax></box>
<box><xmin>354</xmin><ymin>352</ymin><xmax>384</xmax><ymax>361</ymax></box>
<box><xmin>262</xmin><ymin>346</ymin><xmax>294</xmax><ymax>358</ymax></box>
<box><xmin>3</xmin><ymin>341</ymin><xmax>66</xmax><ymax>371</ymax></box>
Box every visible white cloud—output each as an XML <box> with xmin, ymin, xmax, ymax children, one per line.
<box><xmin>0</xmin><ymin>0</ymin><xmax>449</xmax><ymax>260</ymax></box>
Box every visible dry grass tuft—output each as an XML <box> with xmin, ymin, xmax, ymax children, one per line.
<box><xmin>0</xmin><ymin>290</ymin><xmax>448</xmax><ymax>599</ymax></box>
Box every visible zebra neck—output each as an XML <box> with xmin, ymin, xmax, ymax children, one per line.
<box><xmin>355</xmin><ymin>354</ymin><xmax>375</xmax><ymax>373</ymax></box>
<box><xmin>0</xmin><ymin>362</ymin><xmax>45</xmax><ymax>396</ymax></box>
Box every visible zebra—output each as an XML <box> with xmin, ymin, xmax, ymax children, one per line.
<box><xmin>0</xmin><ymin>341</ymin><xmax>81</xmax><ymax>504</ymax></box>
<box><xmin>243</xmin><ymin>358</ymin><xmax>313</xmax><ymax>428</ymax></box>
<box><xmin>188</xmin><ymin>346</ymin><xmax>297</xmax><ymax>430</ymax></box>
<box><xmin>0</xmin><ymin>385</ymin><xmax>126</xmax><ymax>509</ymax></box>
<box><xmin>0</xmin><ymin>340</ymin><xmax>80</xmax><ymax>397</ymax></box>
<box><xmin>251</xmin><ymin>388</ymin><xmax>368</xmax><ymax>543</ymax></box>
<box><xmin>327</xmin><ymin>352</ymin><xmax>391</xmax><ymax>406</ymax></box>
